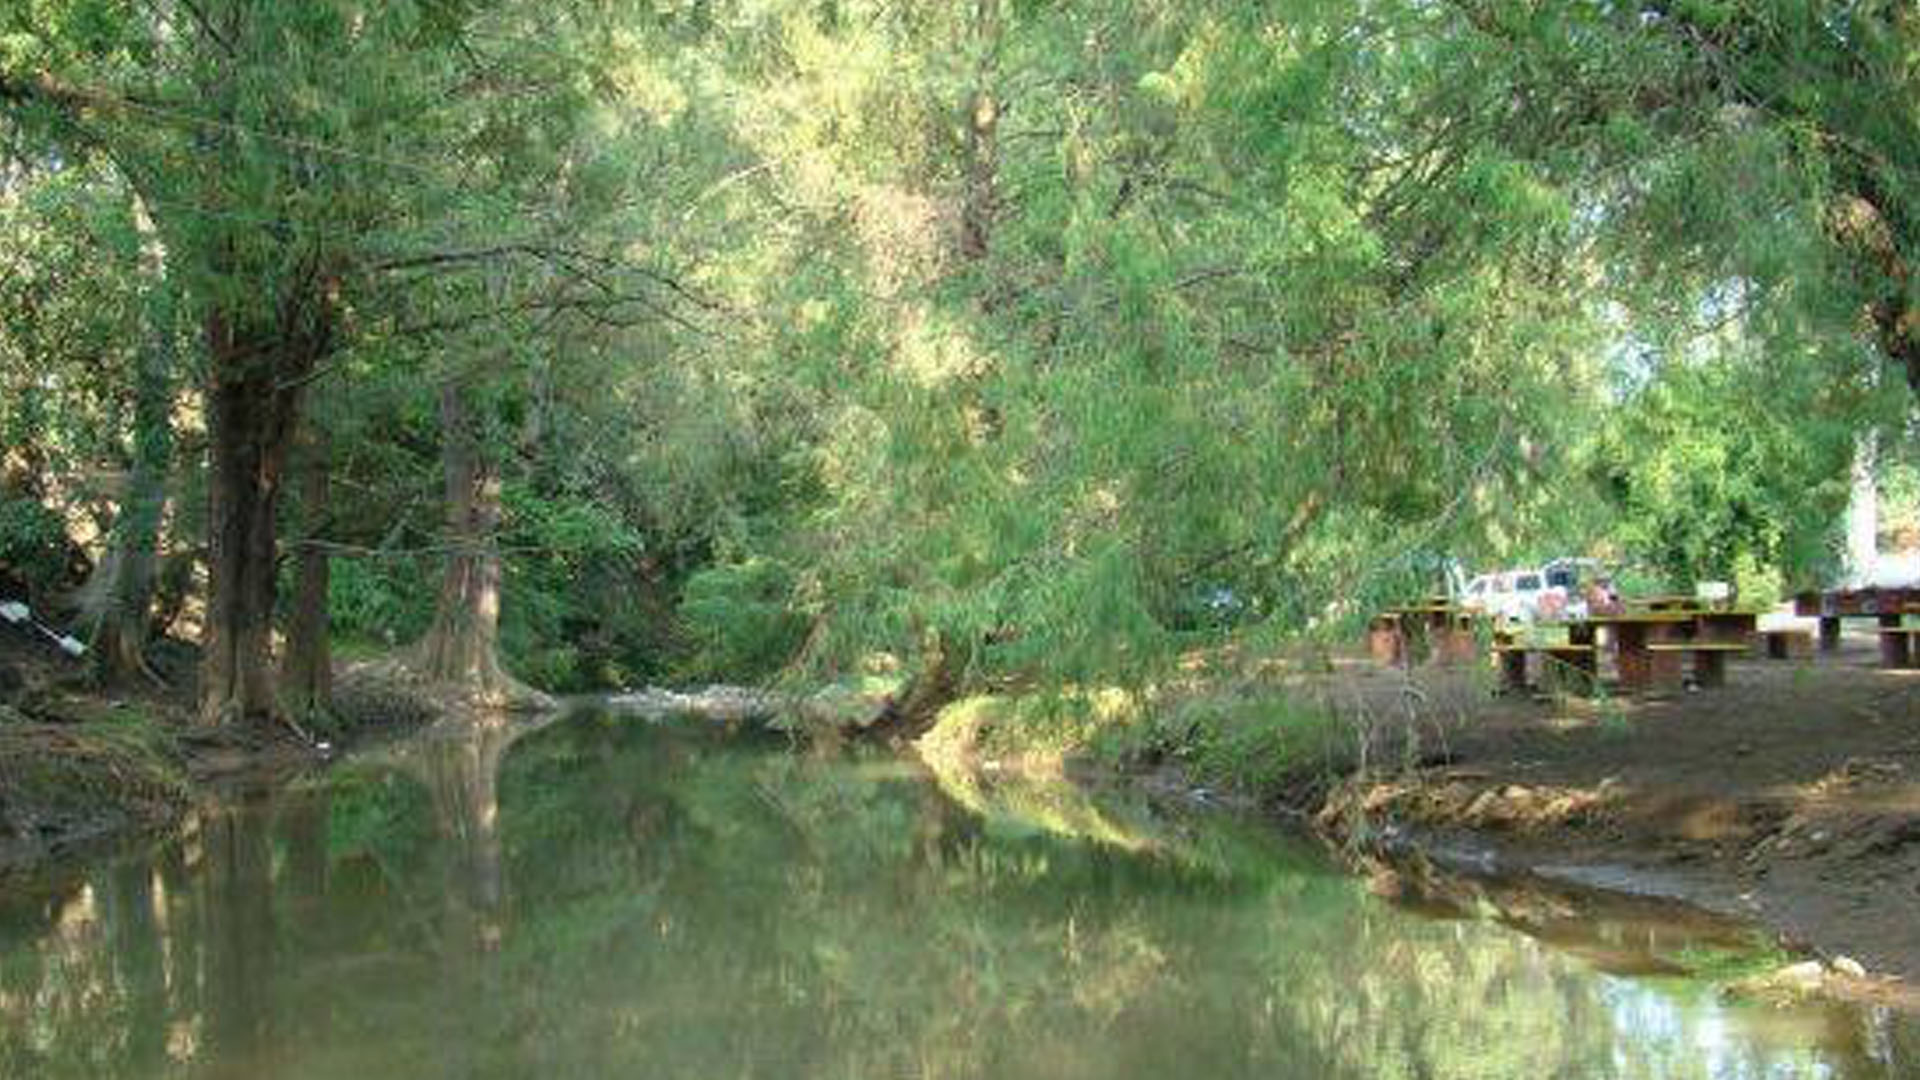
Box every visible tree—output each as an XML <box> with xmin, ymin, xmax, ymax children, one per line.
<box><xmin>658</xmin><ymin>0</ymin><xmax>1603</xmax><ymax>697</ymax></box>
<box><xmin>3</xmin><ymin>0</ymin><xmax>622</xmax><ymax>720</ymax></box>
<box><xmin>1439</xmin><ymin>1</ymin><xmax>1918</xmax><ymax>394</ymax></box>
<box><xmin>280</xmin><ymin>413</ymin><xmax>332</xmax><ymax>721</ymax></box>
<box><xmin>0</xmin><ymin>148</ymin><xmax>183</xmax><ymax>668</ymax></box>
<box><xmin>415</xmin><ymin>376</ymin><xmax>512</xmax><ymax>698</ymax></box>
<box><xmin>5</xmin><ymin>0</ymin><xmax>1913</xmax><ymax>717</ymax></box>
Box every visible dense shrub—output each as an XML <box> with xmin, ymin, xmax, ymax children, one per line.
<box><xmin>676</xmin><ymin>558</ymin><xmax>809</xmax><ymax>683</ymax></box>
<box><xmin>0</xmin><ymin>496</ymin><xmax>74</xmax><ymax>604</ymax></box>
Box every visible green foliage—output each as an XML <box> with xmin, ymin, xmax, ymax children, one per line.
<box><xmin>1095</xmin><ymin>692</ymin><xmax>1349</xmax><ymax>793</ymax></box>
<box><xmin>681</xmin><ymin>0</ymin><xmax>1629</xmax><ymax>691</ymax></box>
<box><xmin>498</xmin><ymin>487</ymin><xmax>650</xmax><ymax>691</ymax></box>
<box><xmin>1587</xmin><ymin>352</ymin><xmax>1856</xmax><ymax>589</ymax></box>
<box><xmin>0</xmin><ymin>495</ymin><xmax>71</xmax><ymax>600</ymax></box>
<box><xmin>3</xmin><ymin>0</ymin><xmax>1915</xmax><ymax>702</ymax></box>
<box><xmin>326</xmin><ymin>558</ymin><xmax>436</xmax><ymax>648</ymax></box>
<box><xmin>922</xmin><ymin>692</ymin><xmax>1145</xmax><ymax>762</ymax></box>
<box><xmin>676</xmin><ymin>557</ymin><xmax>809</xmax><ymax>682</ymax></box>
<box><xmin>0</xmin><ymin>163</ymin><xmax>153</xmax><ymax>608</ymax></box>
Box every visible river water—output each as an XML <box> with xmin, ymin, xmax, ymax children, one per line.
<box><xmin>0</xmin><ymin>707</ymin><xmax>1913</xmax><ymax>1078</ymax></box>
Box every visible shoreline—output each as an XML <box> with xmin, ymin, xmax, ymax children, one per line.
<box><xmin>0</xmin><ymin>644</ymin><xmax>469</xmax><ymax>881</ymax></box>
<box><xmin>1311</xmin><ymin>797</ymin><xmax>1920</xmax><ymax>1013</ymax></box>
<box><xmin>926</xmin><ymin>641</ymin><xmax>1920</xmax><ymax>1011</ymax></box>
<box><xmin>6</xmin><ymin>639</ymin><xmax>1916</xmax><ymax>1015</ymax></box>
<box><xmin>1109</xmin><ymin>730</ymin><xmax>1920</xmax><ymax>1012</ymax></box>
<box><xmin>1278</xmin><ymin>643</ymin><xmax>1920</xmax><ymax>1009</ymax></box>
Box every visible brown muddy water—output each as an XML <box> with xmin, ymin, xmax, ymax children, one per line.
<box><xmin>0</xmin><ymin>705</ymin><xmax>1913</xmax><ymax>1078</ymax></box>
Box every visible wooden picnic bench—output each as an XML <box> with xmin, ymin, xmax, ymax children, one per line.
<box><xmin>1587</xmin><ymin>611</ymin><xmax>1692</xmax><ymax>692</ymax></box>
<box><xmin>1793</xmin><ymin>588</ymin><xmax>1920</xmax><ymax>652</ymax></box>
<box><xmin>1374</xmin><ymin>600</ymin><xmax>1480</xmax><ymax>667</ymax></box>
<box><xmin>1878</xmin><ymin>625</ymin><xmax>1920</xmax><ymax>669</ymax></box>
<box><xmin>1492</xmin><ymin>636</ymin><xmax>1597</xmax><ymax>694</ymax></box>
<box><xmin>1645</xmin><ymin>639</ymin><xmax>1750</xmax><ymax>688</ymax></box>
<box><xmin>1757</xmin><ymin>628</ymin><xmax>1813</xmax><ymax>660</ymax></box>
<box><xmin>1376</xmin><ymin>599</ymin><xmax>1763</xmax><ymax>693</ymax></box>
<box><xmin>1587</xmin><ymin>609</ymin><xmax>1760</xmax><ymax>692</ymax></box>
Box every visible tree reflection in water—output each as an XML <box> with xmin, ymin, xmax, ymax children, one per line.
<box><xmin>0</xmin><ymin>709</ymin><xmax>1912</xmax><ymax>1078</ymax></box>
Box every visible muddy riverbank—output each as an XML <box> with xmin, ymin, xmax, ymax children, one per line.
<box><xmin>8</xmin><ymin>611</ymin><xmax>1919</xmax><ymax>1016</ymax></box>
<box><xmin>0</xmin><ymin>622</ymin><xmax>451</xmax><ymax>876</ymax></box>
<box><xmin>1289</xmin><ymin>636</ymin><xmax>1920</xmax><ymax>1006</ymax></box>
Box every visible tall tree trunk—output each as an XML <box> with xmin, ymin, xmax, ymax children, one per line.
<box><xmin>91</xmin><ymin>281</ymin><xmax>174</xmax><ymax>683</ymax></box>
<box><xmin>200</xmin><ymin>302</ymin><xmax>327</xmax><ymax>724</ymax></box>
<box><xmin>416</xmin><ymin>380</ymin><xmax>511</xmax><ymax>698</ymax></box>
<box><xmin>188</xmin><ymin>18</ymin><xmax>337</xmax><ymax>725</ymax></box>
<box><xmin>282</xmin><ymin>417</ymin><xmax>332</xmax><ymax>721</ymax></box>
<box><xmin>202</xmin><ymin>335</ymin><xmax>287</xmax><ymax>725</ymax></box>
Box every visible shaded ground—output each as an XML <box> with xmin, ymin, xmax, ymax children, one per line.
<box><xmin>1308</xmin><ymin>634</ymin><xmax>1920</xmax><ymax>1002</ymax></box>
<box><xmin>0</xmin><ymin>618</ymin><xmax>199</xmax><ymax>872</ymax></box>
<box><xmin>0</xmin><ymin>619</ymin><xmax>437</xmax><ymax>877</ymax></box>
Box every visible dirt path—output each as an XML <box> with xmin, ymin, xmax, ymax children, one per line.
<box><xmin>1310</xmin><ymin>635</ymin><xmax>1920</xmax><ymax>1001</ymax></box>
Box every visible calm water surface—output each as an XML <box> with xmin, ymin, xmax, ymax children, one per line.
<box><xmin>0</xmin><ymin>708</ymin><xmax>1913</xmax><ymax>1078</ymax></box>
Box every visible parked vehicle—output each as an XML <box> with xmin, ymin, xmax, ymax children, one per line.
<box><xmin>1459</xmin><ymin>564</ymin><xmax>1586</xmax><ymax>622</ymax></box>
<box><xmin>1543</xmin><ymin>557</ymin><xmax>1602</xmax><ymax>594</ymax></box>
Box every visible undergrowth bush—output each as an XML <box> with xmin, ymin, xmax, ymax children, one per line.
<box><xmin>0</xmin><ymin>496</ymin><xmax>73</xmax><ymax>603</ymax></box>
<box><xmin>1095</xmin><ymin>693</ymin><xmax>1350</xmax><ymax>792</ymax></box>
<box><xmin>677</xmin><ymin>558</ymin><xmax>809</xmax><ymax>682</ymax></box>
<box><xmin>326</xmin><ymin>557</ymin><xmax>435</xmax><ymax>647</ymax></box>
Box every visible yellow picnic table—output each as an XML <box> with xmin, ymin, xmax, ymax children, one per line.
<box><xmin>1584</xmin><ymin>609</ymin><xmax>1760</xmax><ymax>691</ymax></box>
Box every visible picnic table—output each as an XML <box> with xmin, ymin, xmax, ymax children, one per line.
<box><xmin>1495</xmin><ymin>608</ymin><xmax>1760</xmax><ymax>694</ymax></box>
<box><xmin>1370</xmin><ymin>595</ymin><xmax>1764</xmax><ymax>692</ymax></box>
<box><xmin>1873</xmin><ymin>609</ymin><xmax>1920</xmax><ymax>669</ymax></box>
<box><xmin>1579</xmin><ymin>611</ymin><xmax>1687</xmax><ymax>691</ymax></box>
<box><xmin>1369</xmin><ymin>599</ymin><xmax>1480</xmax><ymax>667</ymax></box>
<box><xmin>1793</xmin><ymin>588</ymin><xmax>1920</xmax><ymax>655</ymax></box>
<box><xmin>1655</xmin><ymin>611</ymin><xmax>1758</xmax><ymax>687</ymax></box>
<box><xmin>1491</xmin><ymin>625</ymin><xmax>1596</xmax><ymax>694</ymax></box>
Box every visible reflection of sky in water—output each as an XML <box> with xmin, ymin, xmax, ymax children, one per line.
<box><xmin>1599</xmin><ymin>976</ymin><xmax>1837</xmax><ymax>1080</ymax></box>
<box><xmin>0</xmin><ymin>714</ymin><xmax>1911</xmax><ymax>1079</ymax></box>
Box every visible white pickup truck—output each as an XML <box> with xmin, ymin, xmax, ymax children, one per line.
<box><xmin>1460</xmin><ymin>566</ymin><xmax>1581</xmax><ymax>622</ymax></box>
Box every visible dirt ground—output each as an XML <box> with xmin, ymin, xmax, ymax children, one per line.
<box><xmin>0</xmin><ymin>620</ymin><xmax>428</xmax><ymax>876</ymax></box>
<box><xmin>1306</xmin><ymin>632</ymin><xmax>1920</xmax><ymax>1004</ymax></box>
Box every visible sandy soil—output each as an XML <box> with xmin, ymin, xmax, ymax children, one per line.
<box><xmin>1308</xmin><ymin>633</ymin><xmax>1920</xmax><ymax>1002</ymax></box>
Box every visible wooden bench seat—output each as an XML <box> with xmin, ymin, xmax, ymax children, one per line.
<box><xmin>1367</xmin><ymin>614</ymin><xmax>1403</xmax><ymax>665</ymax></box>
<box><xmin>1876</xmin><ymin>626</ymin><xmax>1920</xmax><ymax>669</ymax></box>
<box><xmin>1646</xmin><ymin>640</ymin><xmax>1749</xmax><ymax>688</ymax></box>
<box><xmin>1492</xmin><ymin>642</ymin><xmax>1596</xmax><ymax>693</ymax></box>
<box><xmin>1757</xmin><ymin>628</ymin><xmax>1813</xmax><ymax>660</ymax></box>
